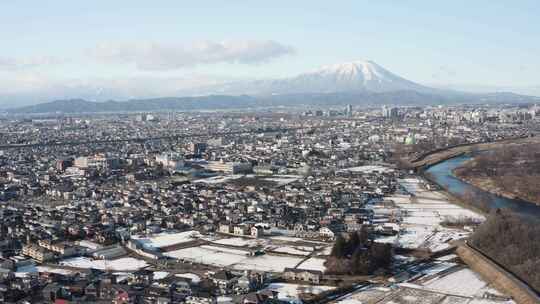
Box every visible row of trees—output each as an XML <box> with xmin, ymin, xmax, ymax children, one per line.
<box><xmin>325</xmin><ymin>229</ymin><xmax>392</xmax><ymax>276</ymax></box>
<box><xmin>471</xmin><ymin>209</ymin><xmax>540</xmax><ymax>292</ymax></box>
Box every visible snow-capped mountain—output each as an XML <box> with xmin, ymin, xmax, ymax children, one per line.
<box><xmin>278</xmin><ymin>60</ymin><xmax>431</xmax><ymax>93</ymax></box>
<box><xmin>183</xmin><ymin>60</ymin><xmax>436</xmax><ymax>95</ymax></box>
<box><xmin>5</xmin><ymin>60</ymin><xmax>540</xmax><ymax>112</ymax></box>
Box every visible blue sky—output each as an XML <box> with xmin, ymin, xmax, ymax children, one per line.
<box><xmin>1</xmin><ymin>0</ymin><xmax>540</xmax><ymax>102</ymax></box>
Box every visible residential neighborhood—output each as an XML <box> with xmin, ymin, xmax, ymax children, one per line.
<box><xmin>0</xmin><ymin>104</ymin><xmax>538</xmax><ymax>303</ymax></box>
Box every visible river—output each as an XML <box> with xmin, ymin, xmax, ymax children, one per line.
<box><xmin>425</xmin><ymin>155</ymin><xmax>540</xmax><ymax>217</ymax></box>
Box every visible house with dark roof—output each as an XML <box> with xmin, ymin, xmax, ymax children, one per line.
<box><xmin>212</xmin><ymin>270</ymin><xmax>237</xmax><ymax>294</ymax></box>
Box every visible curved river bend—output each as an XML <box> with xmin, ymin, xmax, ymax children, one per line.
<box><xmin>425</xmin><ymin>155</ymin><xmax>540</xmax><ymax>217</ymax></box>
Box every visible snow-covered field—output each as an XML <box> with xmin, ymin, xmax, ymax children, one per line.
<box><xmin>16</xmin><ymin>265</ymin><xmax>74</xmax><ymax>277</ymax></box>
<box><xmin>265</xmin><ymin>283</ymin><xmax>335</xmax><ymax>303</ymax></box>
<box><xmin>389</xmin><ymin>195</ymin><xmax>483</xmax><ymax>226</ymax></box>
<box><xmin>399</xmin><ymin>178</ymin><xmax>435</xmax><ymax>196</ymax></box>
<box><xmin>297</xmin><ymin>257</ymin><xmax>326</xmax><ymax>272</ymax></box>
<box><xmin>338</xmin><ymin>278</ymin><xmax>514</xmax><ymax>304</ymax></box>
<box><xmin>335</xmin><ymin>287</ymin><xmax>392</xmax><ymax>304</ymax></box>
<box><xmin>212</xmin><ymin>237</ymin><xmax>268</xmax><ymax>248</ymax></box>
<box><xmin>268</xmin><ymin>246</ymin><xmax>312</xmax><ymax>256</ymax></box>
<box><xmin>212</xmin><ymin>237</ymin><xmax>322</xmax><ymax>257</ymax></box>
<box><xmin>166</xmin><ymin>246</ymin><xmax>249</xmax><ymax>267</ymax></box>
<box><xmin>165</xmin><ymin>244</ymin><xmax>303</xmax><ymax>272</ymax></box>
<box><xmin>392</xmin><ymin>225</ymin><xmax>468</xmax><ymax>251</ymax></box>
<box><xmin>60</xmin><ymin>257</ymin><xmax>148</xmax><ymax>271</ymax></box>
<box><xmin>339</xmin><ymin>177</ymin><xmax>512</xmax><ymax>304</ymax></box>
<box><xmin>232</xmin><ymin>254</ymin><xmax>304</xmax><ymax>272</ymax></box>
<box><xmin>340</xmin><ymin>165</ymin><xmax>394</xmax><ymax>174</ymax></box>
<box><xmin>270</xmin><ymin>236</ymin><xmax>304</xmax><ymax>242</ymax></box>
<box><xmin>317</xmin><ymin>246</ymin><xmax>333</xmax><ymax>256</ymax></box>
<box><xmin>269</xmin><ymin>236</ymin><xmax>327</xmax><ymax>246</ymax></box>
<box><xmin>377</xmin><ymin>178</ymin><xmax>484</xmax><ymax>251</ymax></box>
<box><xmin>132</xmin><ymin>230</ymin><xmax>201</xmax><ymax>249</ymax></box>
<box><xmin>422</xmin><ymin>268</ymin><xmax>491</xmax><ymax>297</ymax></box>
<box><xmin>377</xmin><ymin>254</ymin><xmax>515</xmax><ymax>304</ymax></box>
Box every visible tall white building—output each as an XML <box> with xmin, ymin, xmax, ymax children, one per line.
<box><xmin>156</xmin><ymin>152</ymin><xmax>185</xmax><ymax>171</ymax></box>
<box><xmin>382</xmin><ymin>105</ymin><xmax>399</xmax><ymax>118</ymax></box>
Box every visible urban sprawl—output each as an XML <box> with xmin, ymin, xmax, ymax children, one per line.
<box><xmin>0</xmin><ymin>104</ymin><xmax>538</xmax><ymax>304</ymax></box>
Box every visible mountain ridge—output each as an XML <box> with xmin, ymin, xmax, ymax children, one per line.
<box><xmin>181</xmin><ymin>60</ymin><xmax>443</xmax><ymax>96</ymax></box>
<box><xmin>6</xmin><ymin>91</ymin><xmax>539</xmax><ymax>114</ymax></box>
<box><xmin>5</xmin><ymin>60</ymin><xmax>540</xmax><ymax>114</ymax></box>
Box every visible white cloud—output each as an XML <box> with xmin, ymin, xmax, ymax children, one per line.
<box><xmin>90</xmin><ymin>40</ymin><xmax>295</xmax><ymax>70</ymax></box>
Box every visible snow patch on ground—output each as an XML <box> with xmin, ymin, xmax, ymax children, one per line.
<box><xmin>212</xmin><ymin>237</ymin><xmax>267</xmax><ymax>248</ymax></box>
<box><xmin>132</xmin><ymin>230</ymin><xmax>202</xmax><ymax>249</ymax></box>
<box><xmin>166</xmin><ymin>246</ymin><xmax>248</xmax><ymax>267</ymax></box>
<box><xmin>232</xmin><ymin>254</ymin><xmax>304</xmax><ymax>272</ymax></box>
<box><xmin>16</xmin><ymin>265</ymin><xmax>74</xmax><ymax>277</ymax></box>
<box><xmin>60</xmin><ymin>257</ymin><xmax>148</xmax><ymax>271</ymax></box>
<box><xmin>297</xmin><ymin>257</ymin><xmax>326</xmax><ymax>272</ymax></box>
<box><xmin>265</xmin><ymin>283</ymin><xmax>335</xmax><ymax>303</ymax></box>
<box><xmin>166</xmin><ymin>244</ymin><xmax>302</xmax><ymax>271</ymax></box>
<box><xmin>423</xmin><ymin>268</ymin><xmax>488</xmax><ymax>297</ymax></box>
<box><xmin>268</xmin><ymin>246</ymin><xmax>312</xmax><ymax>256</ymax></box>
<box><xmin>379</xmin><ymin>178</ymin><xmax>483</xmax><ymax>252</ymax></box>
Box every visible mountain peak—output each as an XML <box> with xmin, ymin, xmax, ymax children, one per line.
<box><xmin>317</xmin><ymin>59</ymin><xmax>378</xmax><ymax>71</ymax></box>
<box><xmin>287</xmin><ymin>60</ymin><xmax>430</xmax><ymax>93</ymax></box>
<box><xmin>313</xmin><ymin>60</ymin><xmax>386</xmax><ymax>83</ymax></box>
<box><xmin>180</xmin><ymin>60</ymin><xmax>437</xmax><ymax>96</ymax></box>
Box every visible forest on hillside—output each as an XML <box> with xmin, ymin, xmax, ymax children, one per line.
<box><xmin>471</xmin><ymin>210</ymin><xmax>540</xmax><ymax>292</ymax></box>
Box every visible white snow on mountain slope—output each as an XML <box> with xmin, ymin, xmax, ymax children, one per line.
<box><xmin>310</xmin><ymin>61</ymin><xmax>390</xmax><ymax>82</ymax></box>
<box><xmin>183</xmin><ymin>60</ymin><xmax>435</xmax><ymax>95</ymax></box>
<box><xmin>287</xmin><ymin>60</ymin><xmax>431</xmax><ymax>93</ymax></box>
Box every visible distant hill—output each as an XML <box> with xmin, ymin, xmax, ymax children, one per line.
<box><xmin>7</xmin><ymin>91</ymin><xmax>539</xmax><ymax>114</ymax></box>
<box><xmin>7</xmin><ymin>95</ymin><xmax>259</xmax><ymax>114</ymax></box>
<box><xmin>6</xmin><ymin>60</ymin><xmax>540</xmax><ymax>114</ymax></box>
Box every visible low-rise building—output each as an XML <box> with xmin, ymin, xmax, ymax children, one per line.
<box><xmin>282</xmin><ymin>268</ymin><xmax>322</xmax><ymax>284</ymax></box>
<box><xmin>22</xmin><ymin>244</ymin><xmax>54</xmax><ymax>262</ymax></box>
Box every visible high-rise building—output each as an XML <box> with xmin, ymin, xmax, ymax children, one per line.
<box><xmin>345</xmin><ymin>104</ymin><xmax>353</xmax><ymax>116</ymax></box>
<box><xmin>156</xmin><ymin>152</ymin><xmax>185</xmax><ymax>171</ymax></box>
<box><xmin>382</xmin><ymin>105</ymin><xmax>399</xmax><ymax>118</ymax></box>
<box><xmin>189</xmin><ymin>142</ymin><xmax>208</xmax><ymax>155</ymax></box>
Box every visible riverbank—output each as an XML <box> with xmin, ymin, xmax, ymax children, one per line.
<box><xmin>406</xmin><ymin>136</ymin><xmax>540</xmax><ymax>170</ymax></box>
<box><xmin>423</xmin><ymin>155</ymin><xmax>540</xmax><ymax>218</ymax></box>
<box><xmin>453</xmin><ymin>158</ymin><xmax>540</xmax><ymax>206</ymax></box>
<box><xmin>423</xmin><ymin>171</ymin><xmax>488</xmax><ymax>216</ymax></box>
